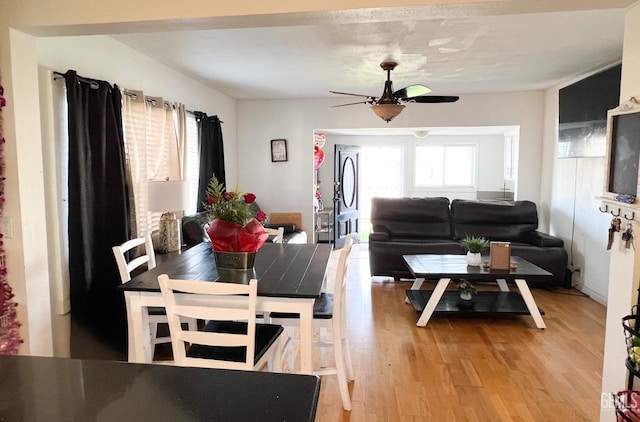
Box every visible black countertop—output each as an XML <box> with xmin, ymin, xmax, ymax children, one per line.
<box><xmin>0</xmin><ymin>355</ymin><xmax>320</xmax><ymax>421</ymax></box>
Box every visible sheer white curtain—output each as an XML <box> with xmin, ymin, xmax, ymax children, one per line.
<box><xmin>41</xmin><ymin>69</ymin><xmax>71</xmax><ymax>319</ymax></box>
<box><xmin>174</xmin><ymin>104</ymin><xmax>200</xmax><ymax>214</ymax></box>
<box><xmin>121</xmin><ymin>89</ymin><xmax>181</xmax><ymax>236</ymax></box>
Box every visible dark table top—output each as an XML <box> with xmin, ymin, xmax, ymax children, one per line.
<box><xmin>0</xmin><ymin>354</ymin><xmax>321</xmax><ymax>422</ymax></box>
<box><xmin>117</xmin><ymin>242</ymin><xmax>332</xmax><ymax>298</ymax></box>
<box><xmin>403</xmin><ymin>254</ymin><xmax>552</xmax><ymax>281</ymax></box>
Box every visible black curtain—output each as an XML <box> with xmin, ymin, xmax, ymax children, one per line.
<box><xmin>195</xmin><ymin>113</ymin><xmax>225</xmax><ymax>212</ymax></box>
<box><xmin>64</xmin><ymin>70</ymin><xmax>130</xmax><ymax>357</ymax></box>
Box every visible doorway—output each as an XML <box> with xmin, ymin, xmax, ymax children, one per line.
<box><xmin>359</xmin><ymin>145</ymin><xmax>404</xmax><ymax>241</ymax></box>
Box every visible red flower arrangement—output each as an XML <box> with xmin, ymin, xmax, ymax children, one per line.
<box><xmin>203</xmin><ymin>175</ymin><xmax>268</xmax><ymax>252</ymax></box>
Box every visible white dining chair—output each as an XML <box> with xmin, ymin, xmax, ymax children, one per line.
<box><xmin>158</xmin><ymin>275</ymin><xmax>287</xmax><ymax>371</ymax></box>
<box><xmin>112</xmin><ymin>234</ymin><xmax>197</xmax><ymax>350</ymax></box>
<box><xmin>270</xmin><ymin>235</ymin><xmax>355</xmax><ymax>410</ymax></box>
<box><xmin>264</xmin><ymin>226</ymin><xmax>285</xmax><ymax>243</ymax></box>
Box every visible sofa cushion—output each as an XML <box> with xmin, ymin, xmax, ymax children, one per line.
<box><xmin>371</xmin><ymin>197</ymin><xmax>452</xmax><ymax>239</ymax></box>
<box><xmin>451</xmin><ymin>199</ymin><xmax>538</xmax><ymax>241</ymax></box>
<box><xmin>182</xmin><ymin>211</ymin><xmax>210</xmax><ymax>247</ymax></box>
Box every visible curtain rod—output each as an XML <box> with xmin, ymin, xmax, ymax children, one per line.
<box><xmin>123</xmin><ymin>90</ymin><xmax>198</xmax><ymax>114</ymax></box>
<box><xmin>192</xmin><ymin>110</ymin><xmax>223</xmax><ymax>124</ymax></box>
<box><xmin>54</xmin><ymin>71</ymin><xmax>221</xmax><ymax>122</ymax></box>
<box><xmin>52</xmin><ymin>71</ymin><xmax>100</xmax><ymax>89</ymax></box>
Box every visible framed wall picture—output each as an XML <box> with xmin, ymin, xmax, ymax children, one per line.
<box><xmin>271</xmin><ymin>139</ymin><xmax>288</xmax><ymax>162</ymax></box>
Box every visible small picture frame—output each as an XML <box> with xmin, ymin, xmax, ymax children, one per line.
<box><xmin>271</xmin><ymin>139</ymin><xmax>288</xmax><ymax>162</ymax></box>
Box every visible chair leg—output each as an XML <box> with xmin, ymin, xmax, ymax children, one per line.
<box><xmin>319</xmin><ymin>326</ymin><xmax>329</xmax><ymax>368</ymax></box>
<box><xmin>268</xmin><ymin>334</ymin><xmax>288</xmax><ymax>372</ymax></box>
<box><xmin>343</xmin><ymin>336</ymin><xmax>354</xmax><ymax>382</ymax></box>
<box><xmin>333</xmin><ymin>334</ymin><xmax>352</xmax><ymax>411</ymax></box>
<box><xmin>149</xmin><ymin>322</ymin><xmax>159</xmax><ymax>347</ymax></box>
<box><xmin>277</xmin><ymin>326</ymin><xmax>297</xmax><ymax>371</ymax></box>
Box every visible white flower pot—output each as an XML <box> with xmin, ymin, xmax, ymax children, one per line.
<box><xmin>459</xmin><ymin>291</ymin><xmax>473</xmax><ymax>301</ymax></box>
<box><xmin>466</xmin><ymin>251</ymin><xmax>482</xmax><ymax>267</ymax></box>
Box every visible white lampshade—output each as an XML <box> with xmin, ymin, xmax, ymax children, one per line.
<box><xmin>148</xmin><ymin>180</ymin><xmax>189</xmax><ymax>212</ymax></box>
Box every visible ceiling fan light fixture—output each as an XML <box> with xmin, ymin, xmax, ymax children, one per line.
<box><xmin>371</xmin><ymin>103</ymin><xmax>405</xmax><ymax>123</ymax></box>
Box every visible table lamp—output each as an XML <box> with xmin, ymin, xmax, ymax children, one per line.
<box><xmin>148</xmin><ymin>179</ymin><xmax>189</xmax><ymax>253</ymax></box>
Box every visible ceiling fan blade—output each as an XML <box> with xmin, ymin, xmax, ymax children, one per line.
<box><xmin>394</xmin><ymin>84</ymin><xmax>432</xmax><ymax>99</ymax></box>
<box><xmin>330</xmin><ymin>90</ymin><xmax>375</xmax><ymax>99</ymax></box>
<box><xmin>408</xmin><ymin>95</ymin><xmax>460</xmax><ymax>103</ymax></box>
<box><xmin>331</xmin><ymin>101</ymin><xmax>372</xmax><ymax>108</ymax></box>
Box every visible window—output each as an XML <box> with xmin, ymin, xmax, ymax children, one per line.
<box><xmin>414</xmin><ymin>144</ymin><xmax>476</xmax><ymax>187</ymax></box>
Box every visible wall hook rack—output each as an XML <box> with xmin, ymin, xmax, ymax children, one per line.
<box><xmin>599</xmin><ymin>204</ymin><xmax>609</xmax><ymax>213</ymax></box>
<box><xmin>625</xmin><ymin>212</ymin><xmax>636</xmax><ymax>221</ymax></box>
<box><xmin>611</xmin><ymin>208</ymin><xmax>621</xmax><ymax>217</ymax></box>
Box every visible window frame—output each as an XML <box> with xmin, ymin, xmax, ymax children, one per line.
<box><xmin>412</xmin><ymin>142</ymin><xmax>479</xmax><ymax>191</ymax></box>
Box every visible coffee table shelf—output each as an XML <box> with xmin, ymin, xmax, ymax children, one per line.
<box><xmin>405</xmin><ymin>290</ymin><xmax>545</xmax><ymax>316</ymax></box>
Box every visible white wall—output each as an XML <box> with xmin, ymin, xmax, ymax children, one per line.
<box><xmin>238</xmin><ymin>92</ymin><xmax>546</xmax><ymax>237</ymax></box>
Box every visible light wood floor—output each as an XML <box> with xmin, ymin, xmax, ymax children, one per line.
<box><xmin>314</xmin><ymin>245</ymin><xmax>606</xmax><ymax>422</ymax></box>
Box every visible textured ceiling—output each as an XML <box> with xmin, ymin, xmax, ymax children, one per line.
<box><xmin>112</xmin><ymin>6</ymin><xmax>628</xmax><ymax>102</ymax></box>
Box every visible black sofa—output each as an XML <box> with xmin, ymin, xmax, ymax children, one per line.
<box><xmin>368</xmin><ymin>197</ymin><xmax>569</xmax><ymax>287</ymax></box>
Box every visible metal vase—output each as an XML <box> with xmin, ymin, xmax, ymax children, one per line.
<box><xmin>214</xmin><ymin>251</ymin><xmax>257</xmax><ymax>284</ymax></box>
<box><xmin>214</xmin><ymin>251</ymin><xmax>256</xmax><ymax>270</ymax></box>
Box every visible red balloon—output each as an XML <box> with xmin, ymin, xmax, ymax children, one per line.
<box><xmin>314</xmin><ymin>146</ymin><xmax>325</xmax><ymax>170</ymax></box>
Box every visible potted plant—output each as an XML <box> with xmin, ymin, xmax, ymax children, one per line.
<box><xmin>203</xmin><ymin>175</ymin><xmax>268</xmax><ymax>270</ymax></box>
<box><xmin>457</xmin><ymin>279</ymin><xmax>477</xmax><ymax>301</ymax></box>
<box><xmin>459</xmin><ymin>235</ymin><xmax>489</xmax><ymax>267</ymax></box>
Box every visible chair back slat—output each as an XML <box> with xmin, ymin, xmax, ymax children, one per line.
<box><xmin>179</xmin><ymin>331</ymin><xmax>250</xmax><ymax>348</ymax></box>
<box><xmin>172</xmin><ymin>305</ymin><xmax>249</xmax><ymax>322</ymax></box>
<box><xmin>168</xmin><ymin>278</ymin><xmax>254</xmax><ymax>296</ymax></box>
<box><xmin>264</xmin><ymin>226</ymin><xmax>285</xmax><ymax>243</ymax></box>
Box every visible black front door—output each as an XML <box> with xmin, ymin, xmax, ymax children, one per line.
<box><xmin>333</xmin><ymin>144</ymin><xmax>360</xmax><ymax>248</ymax></box>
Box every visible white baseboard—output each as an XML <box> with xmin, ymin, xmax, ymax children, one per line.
<box><xmin>574</xmin><ymin>284</ymin><xmax>607</xmax><ymax>306</ymax></box>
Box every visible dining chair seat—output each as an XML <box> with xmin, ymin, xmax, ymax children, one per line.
<box><xmin>187</xmin><ymin>320</ymin><xmax>284</xmax><ymax>364</ymax></box>
<box><xmin>270</xmin><ymin>292</ymin><xmax>334</xmax><ymax>320</ymax></box>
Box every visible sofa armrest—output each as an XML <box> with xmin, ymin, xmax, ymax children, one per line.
<box><xmin>522</xmin><ymin>230</ymin><xmax>564</xmax><ymax>248</ymax></box>
<box><xmin>369</xmin><ymin>231</ymin><xmax>389</xmax><ymax>242</ymax></box>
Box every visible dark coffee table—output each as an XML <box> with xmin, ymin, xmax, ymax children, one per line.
<box><xmin>403</xmin><ymin>254</ymin><xmax>549</xmax><ymax>329</ymax></box>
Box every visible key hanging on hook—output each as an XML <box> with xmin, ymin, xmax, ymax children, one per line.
<box><xmin>622</xmin><ymin>221</ymin><xmax>634</xmax><ymax>249</ymax></box>
<box><xmin>608</xmin><ymin>216</ymin><xmax>622</xmax><ymax>250</ymax></box>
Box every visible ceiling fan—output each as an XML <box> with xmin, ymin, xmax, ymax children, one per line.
<box><xmin>330</xmin><ymin>61</ymin><xmax>459</xmax><ymax>123</ymax></box>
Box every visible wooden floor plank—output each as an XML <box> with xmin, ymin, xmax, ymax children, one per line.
<box><xmin>314</xmin><ymin>245</ymin><xmax>606</xmax><ymax>422</ymax></box>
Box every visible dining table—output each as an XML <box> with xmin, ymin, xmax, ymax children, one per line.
<box><xmin>117</xmin><ymin>241</ymin><xmax>332</xmax><ymax>375</ymax></box>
